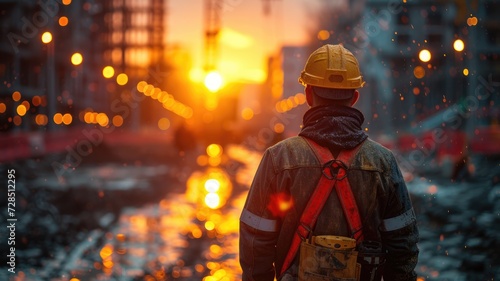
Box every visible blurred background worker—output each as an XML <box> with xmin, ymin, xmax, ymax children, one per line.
<box><xmin>239</xmin><ymin>44</ymin><xmax>419</xmax><ymax>281</ymax></box>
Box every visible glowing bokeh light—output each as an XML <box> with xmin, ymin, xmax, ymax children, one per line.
<box><xmin>204</xmin><ymin>71</ymin><xmax>223</xmax><ymax>92</ymax></box>
<box><xmin>59</xmin><ymin>16</ymin><xmax>69</xmax><ymax>27</ymax></box>
<box><xmin>41</xmin><ymin>32</ymin><xmax>52</xmax><ymax>44</ymax></box>
<box><xmin>467</xmin><ymin>16</ymin><xmax>478</xmax><ymax>26</ymax></box>
<box><xmin>12</xmin><ymin>91</ymin><xmax>21</xmax><ymax>101</ymax></box>
<box><xmin>62</xmin><ymin>113</ymin><xmax>72</xmax><ymax>125</ymax></box>
<box><xmin>158</xmin><ymin>117</ymin><xmax>170</xmax><ymax>130</ymax></box>
<box><xmin>206</xmin><ymin>144</ymin><xmax>222</xmax><ymax>157</ymax></box>
<box><xmin>136</xmin><ymin>80</ymin><xmax>147</xmax><ymax>92</ymax></box>
<box><xmin>204</xmin><ymin>179</ymin><xmax>220</xmax><ymax>193</ymax></box>
<box><xmin>453</xmin><ymin>39</ymin><xmax>465</xmax><ymax>52</ymax></box>
<box><xmin>102</xmin><ymin>66</ymin><xmax>115</xmax><ymax>78</ymax></box>
<box><xmin>317</xmin><ymin>29</ymin><xmax>330</xmax><ymax>40</ymax></box>
<box><xmin>16</xmin><ymin>105</ymin><xmax>27</xmax><ymax>116</ymax></box>
<box><xmin>35</xmin><ymin>114</ymin><xmax>48</xmax><ymax>125</ymax></box>
<box><xmin>116</xmin><ymin>73</ymin><xmax>128</xmax><ymax>85</ymax></box>
<box><xmin>413</xmin><ymin>66</ymin><xmax>425</xmax><ymax>79</ymax></box>
<box><xmin>53</xmin><ymin>113</ymin><xmax>63</xmax><ymax>125</ymax></box>
<box><xmin>274</xmin><ymin>123</ymin><xmax>285</xmax><ymax>133</ymax></box>
<box><xmin>241</xmin><ymin>108</ymin><xmax>254</xmax><ymax>120</ymax></box>
<box><xmin>13</xmin><ymin>116</ymin><xmax>22</xmax><ymax>126</ymax></box>
<box><xmin>96</xmin><ymin>113</ymin><xmax>109</xmax><ymax>126</ymax></box>
<box><xmin>419</xmin><ymin>49</ymin><xmax>431</xmax><ymax>62</ymax></box>
<box><xmin>205</xmin><ymin>193</ymin><xmax>221</xmax><ymax>209</ymax></box>
<box><xmin>112</xmin><ymin>115</ymin><xmax>123</xmax><ymax>127</ymax></box>
<box><xmin>32</xmin><ymin>96</ymin><xmax>42</xmax><ymax>106</ymax></box>
<box><xmin>71</xmin><ymin>52</ymin><xmax>83</xmax><ymax>65</ymax></box>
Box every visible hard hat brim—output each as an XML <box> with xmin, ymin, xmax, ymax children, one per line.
<box><xmin>312</xmin><ymin>86</ymin><xmax>354</xmax><ymax>100</ymax></box>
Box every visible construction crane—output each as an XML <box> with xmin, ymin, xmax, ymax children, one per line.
<box><xmin>204</xmin><ymin>0</ymin><xmax>222</xmax><ymax>73</ymax></box>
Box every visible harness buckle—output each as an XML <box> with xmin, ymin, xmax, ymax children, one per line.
<box><xmin>322</xmin><ymin>160</ymin><xmax>348</xmax><ymax>180</ymax></box>
<box><xmin>297</xmin><ymin>223</ymin><xmax>312</xmax><ymax>241</ymax></box>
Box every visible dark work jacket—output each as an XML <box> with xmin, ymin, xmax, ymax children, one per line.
<box><xmin>239</xmin><ymin>136</ymin><xmax>419</xmax><ymax>281</ymax></box>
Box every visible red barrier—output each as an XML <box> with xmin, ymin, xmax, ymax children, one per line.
<box><xmin>0</xmin><ymin>127</ymin><xmax>173</xmax><ymax>163</ymax></box>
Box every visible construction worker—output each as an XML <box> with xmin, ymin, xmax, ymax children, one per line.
<box><xmin>239</xmin><ymin>44</ymin><xmax>419</xmax><ymax>281</ymax></box>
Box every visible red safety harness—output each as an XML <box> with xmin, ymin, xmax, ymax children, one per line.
<box><xmin>280</xmin><ymin>137</ymin><xmax>365</xmax><ymax>277</ymax></box>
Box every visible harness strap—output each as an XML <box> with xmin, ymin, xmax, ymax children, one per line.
<box><xmin>279</xmin><ymin>137</ymin><xmax>364</xmax><ymax>277</ymax></box>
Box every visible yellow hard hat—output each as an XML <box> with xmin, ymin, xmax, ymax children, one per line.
<box><xmin>298</xmin><ymin>44</ymin><xmax>365</xmax><ymax>89</ymax></box>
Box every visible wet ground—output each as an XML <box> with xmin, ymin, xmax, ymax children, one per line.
<box><xmin>1</xmin><ymin>143</ymin><xmax>499</xmax><ymax>281</ymax></box>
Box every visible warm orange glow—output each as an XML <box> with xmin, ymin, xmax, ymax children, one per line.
<box><xmin>62</xmin><ymin>113</ymin><xmax>72</xmax><ymax>125</ymax></box>
<box><xmin>116</xmin><ymin>73</ymin><xmax>128</xmax><ymax>85</ymax></box>
<box><xmin>208</xmin><ymin>156</ymin><xmax>221</xmax><ymax>166</ymax></box>
<box><xmin>206</xmin><ymin>144</ymin><xmax>222</xmax><ymax>157</ymax></box>
<box><xmin>35</xmin><ymin>114</ymin><xmax>48</xmax><ymax>125</ymax></box>
<box><xmin>205</xmin><ymin>221</ymin><xmax>216</xmax><ymax>231</ymax></box>
<box><xmin>463</xmin><ymin>68</ymin><xmax>469</xmax><ymax>76</ymax></box>
<box><xmin>100</xmin><ymin>244</ymin><xmax>113</xmax><ymax>259</ymax></box>
<box><xmin>32</xmin><ymin>96</ymin><xmax>42</xmax><ymax>106</ymax></box>
<box><xmin>275</xmin><ymin>93</ymin><xmax>307</xmax><ymax>113</ymax></box>
<box><xmin>69</xmin><ymin>278</ymin><xmax>80</xmax><ymax>281</ymax></box>
<box><xmin>158</xmin><ymin>117</ymin><xmax>170</xmax><ymax>130</ymax></box>
<box><xmin>16</xmin><ymin>105</ymin><xmax>27</xmax><ymax>116</ymax></box>
<box><xmin>112</xmin><ymin>115</ymin><xmax>123</xmax><ymax>127</ymax></box>
<box><xmin>136</xmin><ymin>81</ymin><xmax>147</xmax><ymax>92</ymax></box>
<box><xmin>96</xmin><ymin>113</ymin><xmax>109</xmax><ymax>126</ymax></box>
<box><xmin>143</xmin><ymin>84</ymin><xmax>153</xmax><ymax>96</ymax></box>
<box><xmin>102</xmin><ymin>66</ymin><xmax>115</xmax><ymax>78</ymax></box>
<box><xmin>267</xmin><ymin>192</ymin><xmax>294</xmax><ymax>217</ymax></box>
<box><xmin>219</xmin><ymin>28</ymin><xmax>253</xmax><ymax>49</ymax></box>
<box><xmin>241</xmin><ymin>108</ymin><xmax>254</xmax><ymax>120</ymax></box>
<box><xmin>185</xmin><ymin>168</ymin><xmax>232</xmax><ymax>210</ymax></box>
<box><xmin>140</xmin><ymin>82</ymin><xmax>193</xmax><ymax>119</ymax></box>
<box><xmin>62</xmin><ymin>0</ymin><xmax>72</xmax><ymax>5</ymax></box>
<box><xmin>192</xmin><ymin>228</ymin><xmax>202</xmax><ymax>238</ymax></box>
<box><xmin>317</xmin><ymin>29</ymin><xmax>330</xmax><ymax>40</ymax></box>
<box><xmin>84</xmin><ymin>112</ymin><xmax>94</xmax><ymax>123</ymax></box>
<box><xmin>413</xmin><ymin>87</ymin><xmax>420</xmax><ymax>95</ymax></box>
<box><xmin>189</xmin><ymin>68</ymin><xmax>204</xmax><ymax>82</ymax></box>
<box><xmin>0</xmin><ymin>103</ymin><xmax>6</xmax><ymax>113</ymax></box>
<box><xmin>71</xmin><ymin>52</ymin><xmax>83</xmax><ymax>65</ymax></box>
<box><xmin>21</xmin><ymin>100</ymin><xmax>30</xmax><ymax>110</ymax></box>
<box><xmin>274</xmin><ymin>123</ymin><xmax>285</xmax><ymax>133</ymax></box>
<box><xmin>197</xmin><ymin>155</ymin><xmax>209</xmax><ymax>166</ymax></box>
<box><xmin>467</xmin><ymin>16</ymin><xmax>478</xmax><ymax>26</ymax></box>
<box><xmin>453</xmin><ymin>39</ymin><xmax>465</xmax><ymax>52</ymax></box>
<box><xmin>209</xmin><ymin>244</ymin><xmax>223</xmax><ymax>256</ymax></box>
<box><xmin>419</xmin><ymin>49</ymin><xmax>431</xmax><ymax>62</ymax></box>
<box><xmin>13</xmin><ymin>116</ymin><xmax>22</xmax><ymax>126</ymax></box>
<box><xmin>41</xmin><ymin>32</ymin><xmax>52</xmax><ymax>44</ymax></box>
<box><xmin>413</xmin><ymin>66</ymin><xmax>425</xmax><ymax>79</ymax></box>
<box><xmin>204</xmin><ymin>179</ymin><xmax>220</xmax><ymax>193</ymax></box>
<box><xmin>53</xmin><ymin>113</ymin><xmax>63</xmax><ymax>125</ymax></box>
<box><xmin>205</xmin><ymin>193</ymin><xmax>221</xmax><ymax>209</ymax></box>
<box><xmin>204</xmin><ymin>71</ymin><xmax>223</xmax><ymax>92</ymax></box>
<box><xmin>12</xmin><ymin>91</ymin><xmax>21</xmax><ymax>101</ymax></box>
<box><xmin>59</xmin><ymin>16</ymin><xmax>69</xmax><ymax>27</ymax></box>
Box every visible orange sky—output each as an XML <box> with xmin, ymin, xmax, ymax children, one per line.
<box><xmin>167</xmin><ymin>0</ymin><xmax>324</xmax><ymax>84</ymax></box>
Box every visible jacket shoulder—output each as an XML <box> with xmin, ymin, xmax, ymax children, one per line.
<box><xmin>266</xmin><ymin>136</ymin><xmax>319</xmax><ymax>169</ymax></box>
<box><xmin>354</xmin><ymin>138</ymin><xmax>398</xmax><ymax>172</ymax></box>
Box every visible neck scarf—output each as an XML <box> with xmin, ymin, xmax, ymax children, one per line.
<box><xmin>299</xmin><ymin>104</ymin><xmax>368</xmax><ymax>150</ymax></box>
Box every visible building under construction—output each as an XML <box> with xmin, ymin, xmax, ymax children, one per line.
<box><xmin>0</xmin><ymin>0</ymin><xmax>167</xmax><ymax>132</ymax></box>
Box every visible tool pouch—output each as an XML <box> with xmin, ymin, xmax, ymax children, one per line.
<box><xmin>298</xmin><ymin>236</ymin><xmax>359</xmax><ymax>281</ymax></box>
<box><xmin>356</xmin><ymin>241</ymin><xmax>386</xmax><ymax>281</ymax></box>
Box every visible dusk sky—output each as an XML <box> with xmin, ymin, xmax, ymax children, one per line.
<box><xmin>168</xmin><ymin>0</ymin><xmax>328</xmax><ymax>83</ymax></box>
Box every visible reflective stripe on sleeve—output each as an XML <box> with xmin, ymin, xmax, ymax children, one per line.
<box><xmin>240</xmin><ymin>209</ymin><xmax>278</xmax><ymax>232</ymax></box>
<box><xmin>381</xmin><ymin>208</ymin><xmax>416</xmax><ymax>232</ymax></box>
